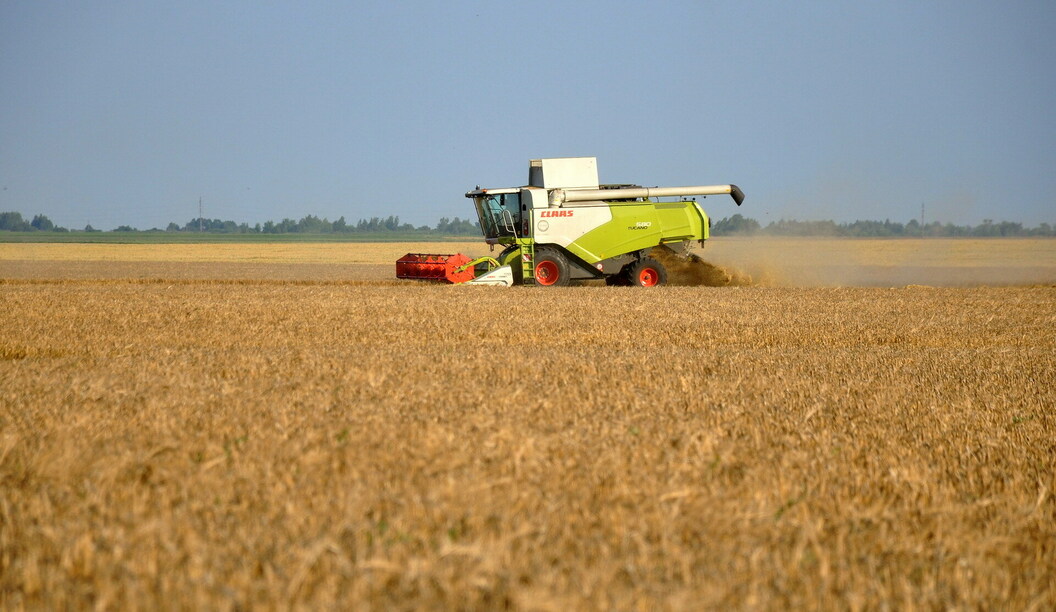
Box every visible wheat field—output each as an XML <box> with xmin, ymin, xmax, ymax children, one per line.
<box><xmin>1</xmin><ymin>240</ymin><xmax>1054</xmax><ymax>610</ymax></box>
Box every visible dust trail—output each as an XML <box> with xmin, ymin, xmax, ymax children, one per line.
<box><xmin>651</xmin><ymin>246</ymin><xmax>754</xmax><ymax>287</ymax></box>
<box><xmin>688</xmin><ymin>237</ymin><xmax>1056</xmax><ymax>288</ymax></box>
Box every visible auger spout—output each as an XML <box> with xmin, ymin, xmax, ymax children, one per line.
<box><xmin>557</xmin><ymin>184</ymin><xmax>744</xmax><ymax>206</ymax></box>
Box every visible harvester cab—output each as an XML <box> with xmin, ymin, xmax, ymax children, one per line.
<box><xmin>397</xmin><ymin>157</ymin><xmax>743</xmax><ymax>287</ymax></box>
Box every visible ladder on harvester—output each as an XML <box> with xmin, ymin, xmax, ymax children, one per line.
<box><xmin>499</xmin><ymin>209</ymin><xmax>535</xmax><ymax>286</ymax></box>
<box><xmin>517</xmin><ymin>238</ymin><xmax>535</xmax><ymax>285</ymax></box>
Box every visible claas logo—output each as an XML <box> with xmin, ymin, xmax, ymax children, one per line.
<box><xmin>539</xmin><ymin>210</ymin><xmax>574</xmax><ymax>218</ymax></box>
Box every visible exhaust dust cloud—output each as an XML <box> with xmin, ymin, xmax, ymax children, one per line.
<box><xmin>651</xmin><ymin>245</ymin><xmax>754</xmax><ymax>287</ymax></box>
<box><xmin>688</xmin><ymin>237</ymin><xmax>1056</xmax><ymax>288</ymax></box>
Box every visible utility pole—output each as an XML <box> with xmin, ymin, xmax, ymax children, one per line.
<box><xmin>199</xmin><ymin>197</ymin><xmax>203</xmax><ymax>232</ymax></box>
<box><xmin>920</xmin><ymin>202</ymin><xmax>925</xmax><ymax>238</ymax></box>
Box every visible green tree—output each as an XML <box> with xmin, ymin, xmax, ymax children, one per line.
<box><xmin>0</xmin><ymin>212</ymin><xmax>31</xmax><ymax>231</ymax></box>
<box><xmin>711</xmin><ymin>214</ymin><xmax>761</xmax><ymax>235</ymax></box>
<box><xmin>31</xmin><ymin>214</ymin><xmax>55</xmax><ymax>231</ymax></box>
<box><xmin>298</xmin><ymin>214</ymin><xmax>330</xmax><ymax>233</ymax></box>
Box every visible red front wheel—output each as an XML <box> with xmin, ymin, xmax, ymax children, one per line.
<box><xmin>533</xmin><ymin>248</ymin><xmax>571</xmax><ymax>286</ymax></box>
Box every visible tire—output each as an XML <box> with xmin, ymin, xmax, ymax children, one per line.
<box><xmin>627</xmin><ymin>257</ymin><xmax>668</xmax><ymax>287</ymax></box>
<box><xmin>533</xmin><ymin>247</ymin><xmax>572</xmax><ymax>287</ymax></box>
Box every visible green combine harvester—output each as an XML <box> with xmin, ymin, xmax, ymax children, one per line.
<box><xmin>396</xmin><ymin>157</ymin><xmax>744</xmax><ymax>287</ymax></box>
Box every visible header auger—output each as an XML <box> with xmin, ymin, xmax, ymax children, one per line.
<box><xmin>395</xmin><ymin>157</ymin><xmax>743</xmax><ymax>287</ymax></box>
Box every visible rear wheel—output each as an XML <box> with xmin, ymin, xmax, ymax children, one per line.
<box><xmin>627</xmin><ymin>257</ymin><xmax>668</xmax><ymax>287</ymax></box>
<box><xmin>533</xmin><ymin>248</ymin><xmax>571</xmax><ymax>287</ymax></box>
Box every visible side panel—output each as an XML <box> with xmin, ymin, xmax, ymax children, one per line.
<box><xmin>695</xmin><ymin>202</ymin><xmax>710</xmax><ymax>240</ymax></box>
<box><xmin>530</xmin><ymin>205</ymin><xmax>613</xmax><ymax>260</ymax></box>
<box><xmin>562</xmin><ymin>201</ymin><xmax>707</xmax><ymax>264</ymax></box>
<box><xmin>655</xmin><ymin>202</ymin><xmax>697</xmax><ymax>236</ymax></box>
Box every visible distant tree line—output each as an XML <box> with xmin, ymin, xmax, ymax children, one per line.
<box><xmin>711</xmin><ymin>214</ymin><xmax>1055</xmax><ymax>237</ymax></box>
<box><xmin>0</xmin><ymin>211</ymin><xmax>482</xmax><ymax>236</ymax></box>
<box><xmin>2</xmin><ymin>209</ymin><xmax>1054</xmax><ymax>237</ymax></box>
<box><xmin>164</xmin><ymin>214</ymin><xmax>482</xmax><ymax>235</ymax></box>
<box><xmin>0</xmin><ymin>212</ymin><xmax>74</xmax><ymax>232</ymax></box>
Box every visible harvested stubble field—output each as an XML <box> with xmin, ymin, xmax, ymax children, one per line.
<box><xmin>1</xmin><ymin>240</ymin><xmax>1055</xmax><ymax>610</ymax></box>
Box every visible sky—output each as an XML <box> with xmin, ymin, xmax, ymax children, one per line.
<box><xmin>1</xmin><ymin>1</ymin><xmax>1054</xmax><ymax>231</ymax></box>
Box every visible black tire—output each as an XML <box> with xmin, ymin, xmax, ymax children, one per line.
<box><xmin>533</xmin><ymin>247</ymin><xmax>572</xmax><ymax>287</ymax></box>
<box><xmin>626</xmin><ymin>257</ymin><xmax>668</xmax><ymax>287</ymax></box>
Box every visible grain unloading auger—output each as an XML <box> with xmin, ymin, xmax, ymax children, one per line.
<box><xmin>396</xmin><ymin>157</ymin><xmax>743</xmax><ymax>287</ymax></box>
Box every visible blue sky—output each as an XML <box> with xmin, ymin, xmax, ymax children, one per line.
<box><xmin>1</xmin><ymin>1</ymin><xmax>1054</xmax><ymax>230</ymax></box>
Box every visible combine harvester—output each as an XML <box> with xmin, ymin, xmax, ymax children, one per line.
<box><xmin>396</xmin><ymin>157</ymin><xmax>743</xmax><ymax>287</ymax></box>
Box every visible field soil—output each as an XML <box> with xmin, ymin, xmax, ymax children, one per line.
<box><xmin>1</xmin><ymin>240</ymin><xmax>1054</xmax><ymax>610</ymax></box>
